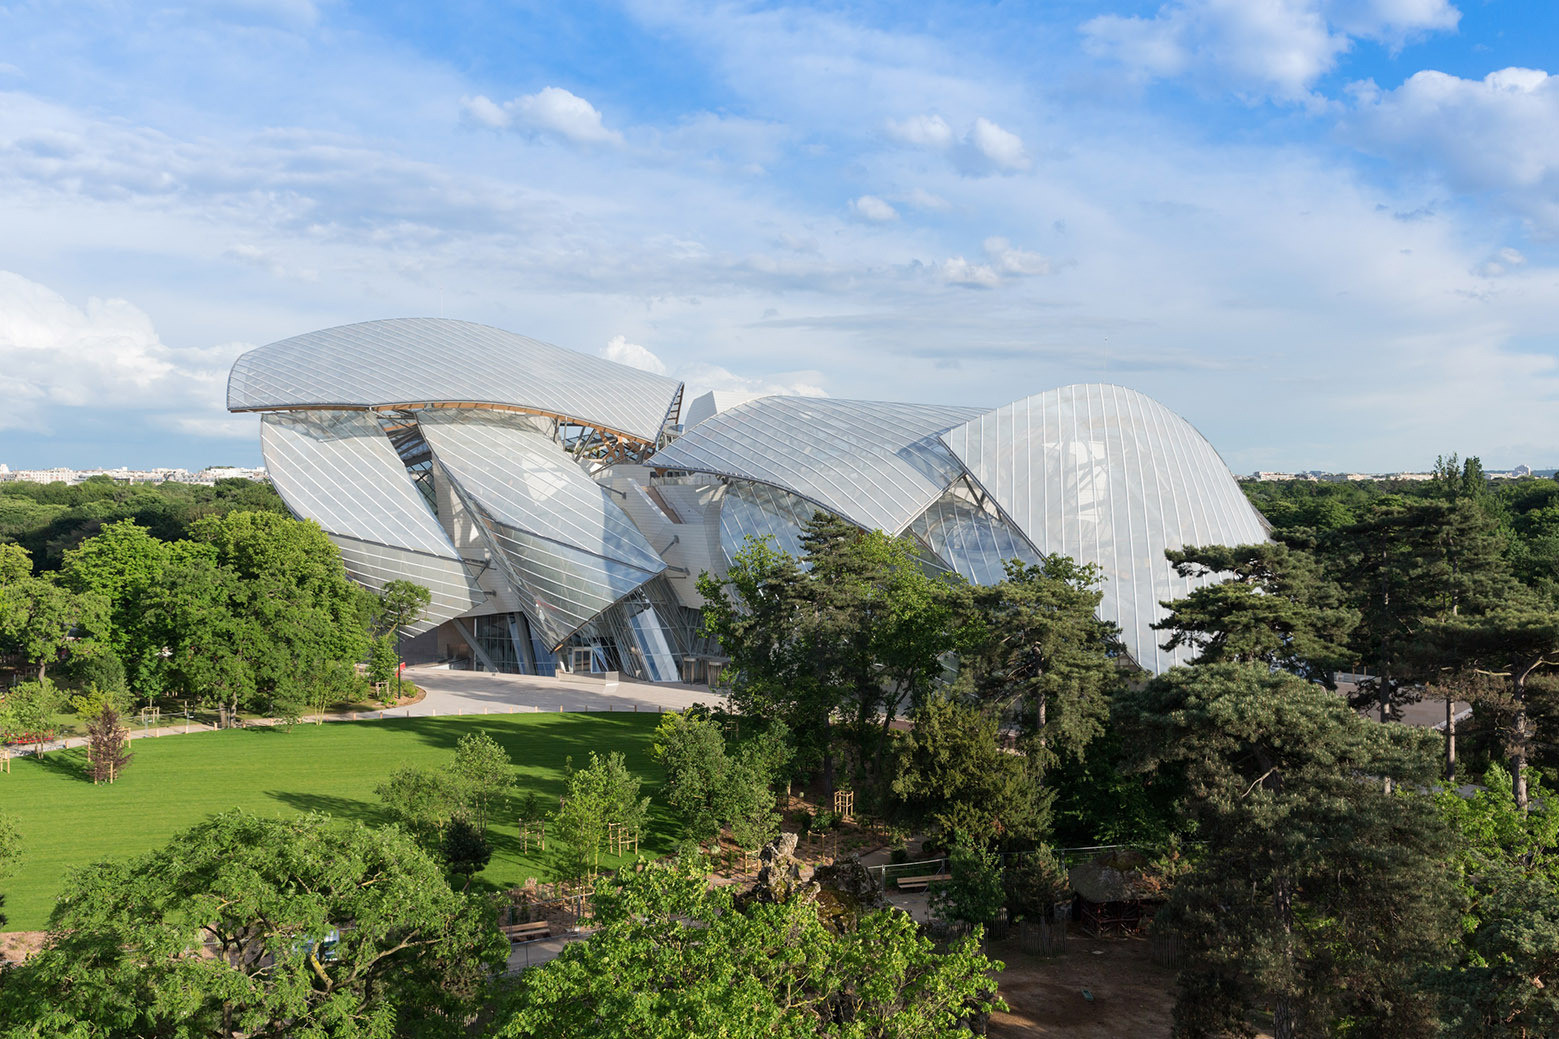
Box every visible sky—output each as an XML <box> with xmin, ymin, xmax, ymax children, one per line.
<box><xmin>0</xmin><ymin>0</ymin><xmax>1555</xmax><ymax>473</ymax></box>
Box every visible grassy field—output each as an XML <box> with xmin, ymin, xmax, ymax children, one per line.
<box><xmin>0</xmin><ymin>713</ymin><xmax>673</xmax><ymax>931</ymax></box>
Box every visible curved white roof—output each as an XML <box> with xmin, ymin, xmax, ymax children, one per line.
<box><xmin>228</xmin><ymin>318</ymin><xmax>683</xmax><ymax>443</ymax></box>
<box><xmin>940</xmin><ymin>383</ymin><xmax>1270</xmax><ymax>673</ymax></box>
<box><xmin>651</xmin><ymin>396</ymin><xmax>985</xmax><ymax>535</ymax></box>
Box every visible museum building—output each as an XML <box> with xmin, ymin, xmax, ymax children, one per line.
<box><xmin>226</xmin><ymin>317</ymin><xmax>1268</xmax><ymax>681</ymax></box>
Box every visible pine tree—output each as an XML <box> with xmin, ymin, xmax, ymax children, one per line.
<box><xmin>85</xmin><ymin>706</ymin><xmax>132</xmax><ymax>784</ymax></box>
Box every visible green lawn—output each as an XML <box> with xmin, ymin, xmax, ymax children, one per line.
<box><xmin>0</xmin><ymin>713</ymin><xmax>673</xmax><ymax>931</ymax></box>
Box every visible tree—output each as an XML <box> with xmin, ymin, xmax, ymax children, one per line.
<box><xmin>372</xmin><ymin>580</ymin><xmax>430</xmax><ymax>699</ymax></box>
<box><xmin>553</xmin><ymin>752</ymin><xmax>650</xmax><ymax>878</ymax></box>
<box><xmin>367</xmin><ymin>633</ymin><xmax>398</xmax><ymax>688</ymax></box>
<box><xmin>371</xmin><ymin>579</ymin><xmax>432</xmax><ymax>638</ymax></box>
<box><xmin>1154</xmin><ymin>541</ymin><xmax>1357</xmax><ymax>685</ymax></box>
<box><xmin>495</xmin><ymin>856</ymin><xmax>1004</xmax><ymax>1038</ymax></box>
<box><xmin>84</xmin><ymin>705</ymin><xmax>132</xmax><ymax>784</ymax></box>
<box><xmin>958</xmin><ymin>556</ymin><xmax>1120</xmax><ymax>767</ymax></box>
<box><xmin>1425</xmin><ymin>764</ymin><xmax>1559</xmax><ymax>1036</ymax></box>
<box><xmin>653</xmin><ymin>711</ymin><xmax>786</xmax><ymax>852</ymax></box>
<box><xmin>1116</xmin><ymin>663</ymin><xmax>1457</xmax><ymax>1039</ymax></box>
<box><xmin>447</xmin><ymin>731</ymin><xmax>515</xmax><ymax>833</ymax></box>
<box><xmin>0</xmin><ymin>811</ymin><xmax>506</xmax><ymax>1039</ymax></box>
<box><xmin>699</xmin><ymin>514</ymin><xmax>962</xmax><ymax>799</ymax></box>
<box><xmin>0</xmin><ymin>679</ymin><xmax>66</xmax><ymax>751</ymax></box>
<box><xmin>892</xmin><ymin>692</ymin><xmax>1042</xmax><ymax>843</ymax></box>
<box><xmin>375</xmin><ymin>733</ymin><xmax>514</xmax><ymax>844</ymax></box>
<box><xmin>58</xmin><ymin>519</ymin><xmax>173</xmax><ymax>690</ymax></box>
<box><xmin>0</xmin><ymin>576</ymin><xmax>108</xmax><ymax>681</ymax></box>
<box><xmin>1419</xmin><ymin>600</ymin><xmax>1559</xmax><ymax>810</ymax></box>
<box><xmin>440</xmin><ymin>817</ymin><xmax>493</xmax><ymax>891</ymax></box>
<box><xmin>931</xmin><ymin>839</ymin><xmax>1006</xmax><ymax>930</ymax></box>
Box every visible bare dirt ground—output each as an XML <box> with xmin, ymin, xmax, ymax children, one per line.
<box><xmin>0</xmin><ymin>931</ymin><xmax>44</xmax><ymax>964</ymax></box>
<box><xmin>988</xmin><ymin>934</ymin><xmax>1176</xmax><ymax>1038</ymax></box>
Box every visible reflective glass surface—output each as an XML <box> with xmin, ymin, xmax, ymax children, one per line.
<box><xmin>229</xmin><ymin>318</ymin><xmax>683</xmax><ymax>442</ymax></box>
<box><xmin>941</xmin><ymin>384</ymin><xmax>1270</xmax><ymax>673</ymax></box>
<box><xmin>652</xmin><ymin>396</ymin><xmax>984</xmax><ymax>535</ymax></box>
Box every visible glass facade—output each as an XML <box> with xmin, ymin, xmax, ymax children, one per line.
<box><xmin>235</xmin><ymin>315</ymin><xmax>1268</xmax><ymax>680</ymax></box>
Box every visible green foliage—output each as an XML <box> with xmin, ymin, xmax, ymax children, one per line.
<box><xmin>0</xmin><ymin>574</ymin><xmax>109</xmax><ymax>680</ymax></box>
<box><xmin>892</xmin><ymin>693</ymin><xmax>1042</xmax><ymax>843</ymax></box>
<box><xmin>652</xmin><ymin>710</ymin><xmax>786</xmax><ymax>850</ymax></box>
<box><xmin>0</xmin><ymin>810</ymin><xmax>506</xmax><ymax>1038</ymax></box>
<box><xmin>367</xmin><ymin>632</ymin><xmax>398</xmax><ymax>686</ymax></box>
<box><xmin>700</xmin><ymin>513</ymin><xmax>963</xmax><ymax>795</ymax></box>
<box><xmin>1118</xmin><ymin>663</ymin><xmax>1457</xmax><ymax>1038</ymax></box>
<box><xmin>440</xmin><ymin>816</ymin><xmax>493</xmax><ymax>889</ymax></box>
<box><xmin>496</xmin><ymin>857</ymin><xmax>1004</xmax><ymax>1038</ymax></box>
<box><xmin>1003</xmin><ymin>845</ymin><xmax>1070</xmax><ymax>923</ymax></box>
<box><xmin>931</xmin><ymin>838</ymin><xmax>1006</xmax><ymax>928</ymax></box>
<box><xmin>1422</xmin><ymin>765</ymin><xmax>1559</xmax><ymax>1035</ymax></box>
<box><xmin>377</xmin><ymin>732</ymin><xmax>515</xmax><ymax>843</ymax></box>
<box><xmin>1047</xmin><ymin>725</ymin><xmax>1186</xmax><ymax>847</ymax></box>
<box><xmin>448</xmin><ymin>731</ymin><xmax>517</xmax><ymax>832</ymax></box>
<box><xmin>957</xmin><ymin>555</ymin><xmax>1120</xmax><ymax>770</ymax></box>
<box><xmin>0</xmin><ymin>679</ymin><xmax>66</xmax><ymax>740</ymax></box>
<box><xmin>372</xmin><ymin>579</ymin><xmax>432</xmax><ymax>637</ymax></box>
<box><xmin>0</xmin><ymin>476</ymin><xmax>287</xmax><ymax>573</ymax></box>
<box><xmin>1155</xmin><ymin>541</ymin><xmax>1358</xmax><ymax>685</ymax></box>
<box><xmin>0</xmin><ymin>810</ymin><xmax>20</xmax><ymax>929</ymax></box>
<box><xmin>553</xmin><ymin>751</ymin><xmax>650</xmax><ymax>878</ymax></box>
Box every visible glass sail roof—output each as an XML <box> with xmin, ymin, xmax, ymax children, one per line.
<box><xmin>650</xmin><ymin>396</ymin><xmax>985</xmax><ymax>535</ymax></box>
<box><xmin>228</xmin><ymin>318</ymin><xmax>684</xmax><ymax>443</ymax></box>
<box><xmin>259</xmin><ymin>411</ymin><xmax>484</xmax><ymax>628</ymax></box>
<box><xmin>940</xmin><ymin>383</ymin><xmax>1270</xmax><ymax>674</ymax></box>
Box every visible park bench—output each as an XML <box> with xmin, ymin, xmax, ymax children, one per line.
<box><xmin>500</xmin><ymin>921</ymin><xmax>552</xmax><ymax>944</ymax></box>
<box><xmin>894</xmin><ymin>873</ymin><xmax>951</xmax><ymax>893</ymax></box>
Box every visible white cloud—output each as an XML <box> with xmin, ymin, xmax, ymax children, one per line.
<box><xmin>983</xmin><ymin>236</ymin><xmax>1051</xmax><ymax>275</ymax></box>
<box><xmin>0</xmin><ymin>271</ymin><xmax>244</xmax><ymax>434</ymax></box>
<box><xmin>1345</xmin><ymin>68</ymin><xmax>1559</xmax><ymax>225</ymax></box>
<box><xmin>1474</xmin><ymin>246</ymin><xmax>1526</xmax><ymax>278</ymax></box>
<box><xmin>940</xmin><ymin>237</ymin><xmax>1051</xmax><ymax>287</ymax></box>
<box><xmin>461</xmin><ymin>86</ymin><xmax>622</xmax><ymax>145</ymax></box>
<box><xmin>849</xmin><ymin>194</ymin><xmax>898</xmax><ymax>222</ymax></box>
<box><xmin>888</xmin><ymin>113</ymin><xmax>1030</xmax><ymax>174</ymax></box>
<box><xmin>1082</xmin><ymin>0</ymin><xmax>1460</xmax><ymax>101</ymax></box>
<box><xmin>679</xmin><ymin>362</ymin><xmax>828</xmax><ymax>402</ymax></box>
<box><xmin>600</xmin><ymin>334</ymin><xmax>669</xmax><ymax>375</ymax></box>
<box><xmin>885</xmin><ymin>113</ymin><xmax>955</xmax><ymax>149</ymax></box>
<box><xmin>901</xmin><ymin>187</ymin><xmax>950</xmax><ymax>211</ymax></box>
<box><xmin>965</xmin><ymin>117</ymin><xmax>1030</xmax><ymax>172</ymax></box>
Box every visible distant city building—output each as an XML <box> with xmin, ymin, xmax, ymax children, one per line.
<box><xmin>227</xmin><ymin>317</ymin><xmax>1269</xmax><ymax>680</ymax></box>
<box><xmin>0</xmin><ymin>465</ymin><xmax>266</xmax><ymax>486</ymax></box>
<box><xmin>1514</xmin><ymin>464</ymin><xmax>1533</xmax><ymax>478</ymax></box>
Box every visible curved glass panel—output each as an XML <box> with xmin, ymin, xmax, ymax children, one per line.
<box><xmin>910</xmin><ymin>492</ymin><xmax>1042</xmax><ymax>586</ymax></box>
<box><xmin>229</xmin><ymin>318</ymin><xmax>683</xmax><ymax>442</ymax></box>
<box><xmin>941</xmin><ymin>384</ymin><xmax>1270</xmax><ymax>674</ymax></box>
<box><xmin>652</xmin><ymin>396</ymin><xmax>984</xmax><ymax>535</ymax></box>
<box><xmin>259</xmin><ymin>411</ymin><xmax>484</xmax><ymax>629</ymax></box>
<box><xmin>416</xmin><ymin>409</ymin><xmax>666</xmax><ymax>575</ymax></box>
<box><xmin>718</xmin><ymin>481</ymin><xmax>819</xmax><ymax>565</ymax></box>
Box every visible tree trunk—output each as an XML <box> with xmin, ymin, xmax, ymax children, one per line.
<box><xmin>1378</xmin><ymin>677</ymin><xmax>1393</xmax><ymax>795</ymax></box>
<box><xmin>1513</xmin><ymin>673</ymin><xmax>1531</xmax><ymax>812</ymax></box>
<box><xmin>1273</xmin><ymin>873</ymin><xmax>1297</xmax><ymax>1039</ymax></box>
<box><xmin>1445</xmin><ymin>695</ymin><xmax>1457</xmax><ymax>782</ymax></box>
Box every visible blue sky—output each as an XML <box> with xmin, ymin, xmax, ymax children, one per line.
<box><xmin>0</xmin><ymin>0</ymin><xmax>1555</xmax><ymax>472</ymax></box>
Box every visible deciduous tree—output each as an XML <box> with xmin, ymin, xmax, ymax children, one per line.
<box><xmin>0</xmin><ymin>811</ymin><xmax>506</xmax><ymax>1039</ymax></box>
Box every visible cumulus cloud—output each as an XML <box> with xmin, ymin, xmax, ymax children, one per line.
<box><xmin>1346</xmin><ymin>68</ymin><xmax>1559</xmax><ymax>225</ymax></box>
<box><xmin>940</xmin><ymin>237</ymin><xmax>1051</xmax><ymax>288</ymax></box>
<box><xmin>849</xmin><ymin>194</ymin><xmax>899</xmax><ymax>222</ymax></box>
<box><xmin>885</xmin><ymin>114</ymin><xmax>955</xmax><ymax>149</ymax></box>
<box><xmin>461</xmin><ymin>86</ymin><xmax>622</xmax><ymax>145</ymax></box>
<box><xmin>1082</xmin><ymin>0</ymin><xmax>1460</xmax><ymax>102</ymax></box>
<box><xmin>680</xmin><ymin>362</ymin><xmax>828</xmax><ymax>402</ymax></box>
<box><xmin>600</xmin><ymin>334</ymin><xmax>670</xmax><ymax>375</ymax></box>
<box><xmin>886</xmin><ymin>113</ymin><xmax>1029</xmax><ymax>174</ymax></box>
<box><xmin>1472</xmin><ymin>246</ymin><xmax>1526</xmax><ymax>278</ymax></box>
<box><xmin>0</xmin><ymin>271</ymin><xmax>247</xmax><ymax>435</ymax></box>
